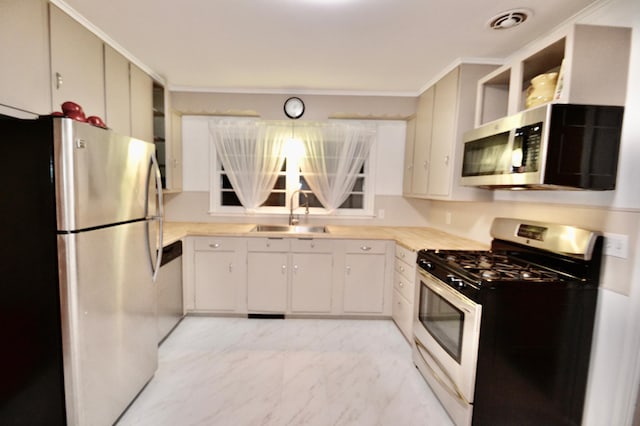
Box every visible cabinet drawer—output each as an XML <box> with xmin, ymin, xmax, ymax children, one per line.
<box><xmin>395</xmin><ymin>257</ymin><xmax>416</xmax><ymax>282</ymax></box>
<box><xmin>392</xmin><ymin>289</ymin><xmax>413</xmax><ymax>342</ymax></box>
<box><xmin>344</xmin><ymin>239</ymin><xmax>388</xmax><ymax>254</ymax></box>
<box><xmin>394</xmin><ymin>270</ymin><xmax>414</xmax><ymax>303</ymax></box>
<box><xmin>247</xmin><ymin>237</ymin><xmax>290</xmax><ymax>252</ymax></box>
<box><xmin>194</xmin><ymin>236</ymin><xmax>246</xmax><ymax>251</ymax></box>
<box><xmin>290</xmin><ymin>238</ymin><xmax>334</xmax><ymax>253</ymax></box>
<box><xmin>395</xmin><ymin>244</ymin><xmax>416</xmax><ymax>263</ymax></box>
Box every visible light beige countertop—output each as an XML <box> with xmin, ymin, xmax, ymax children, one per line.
<box><xmin>163</xmin><ymin>222</ymin><xmax>488</xmax><ymax>252</ymax></box>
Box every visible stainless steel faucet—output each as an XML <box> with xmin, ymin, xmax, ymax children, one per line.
<box><xmin>289</xmin><ymin>189</ymin><xmax>309</xmax><ymax>225</ymax></box>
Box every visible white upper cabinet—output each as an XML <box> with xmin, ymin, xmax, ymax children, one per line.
<box><xmin>49</xmin><ymin>4</ymin><xmax>105</xmax><ymax>119</ymax></box>
<box><xmin>402</xmin><ymin>117</ymin><xmax>416</xmax><ymax>196</ymax></box>
<box><xmin>409</xmin><ymin>87</ymin><xmax>434</xmax><ymax>197</ymax></box>
<box><xmin>104</xmin><ymin>45</ymin><xmax>131</xmax><ymax>136</ymax></box>
<box><xmin>130</xmin><ymin>64</ymin><xmax>154</xmax><ymax>143</ymax></box>
<box><xmin>0</xmin><ymin>0</ymin><xmax>50</xmax><ymax>115</ymax></box>
<box><xmin>404</xmin><ymin>64</ymin><xmax>497</xmax><ymax>201</ymax></box>
<box><xmin>475</xmin><ymin>24</ymin><xmax>631</xmax><ymax>126</ymax></box>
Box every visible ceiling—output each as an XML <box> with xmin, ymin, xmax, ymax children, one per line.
<box><xmin>60</xmin><ymin>0</ymin><xmax>600</xmax><ymax>95</ymax></box>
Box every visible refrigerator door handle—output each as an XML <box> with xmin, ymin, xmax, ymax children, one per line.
<box><xmin>147</xmin><ymin>154</ymin><xmax>164</xmax><ymax>282</ymax></box>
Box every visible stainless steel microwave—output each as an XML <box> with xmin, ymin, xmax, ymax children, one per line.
<box><xmin>460</xmin><ymin>103</ymin><xmax>624</xmax><ymax>190</ymax></box>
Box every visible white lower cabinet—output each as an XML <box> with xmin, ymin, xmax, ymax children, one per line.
<box><xmin>392</xmin><ymin>288</ymin><xmax>414</xmax><ymax>340</ymax></box>
<box><xmin>290</xmin><ymin>240</ymin><xmax>334</xmax><ymax>314</ymax></box>
<box><xmin>247</xmin><ymin>238</ymin><xmax>335</xmax><ymax>314</ymax></box>
<box><xmin>392</xmin><ymin>244</ymin><xmax>417</xmax><ymax>341</ymax></box>
<box><xmin>185</xmin><ymin>235</ymin><xmax>394</xmax><ymax>318</ymax></box>
<box><xmin>188</xmin><ymin>237</ymin><xmax>247</xmax><ymax>313</ymax></box>
<box><xmin>342</xmin><ymin>240</ymin><xmax>393</xmax><ymax>315</ymax></box>
<box><xmin>247</xmin><ymin>238</ymin><xmax>289</xmax><ymax>313</ymax></box>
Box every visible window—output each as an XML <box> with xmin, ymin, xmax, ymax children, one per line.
<box><xmin>209</xmin><ymin>118</ymin><xmax>376</xmax><ymax>217</ymax></box>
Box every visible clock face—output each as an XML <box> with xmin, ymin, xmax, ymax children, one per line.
<box><xmin>284</xmin><ymin>97</ymin><xmax>305</xmax><ymax>119</ymax></box>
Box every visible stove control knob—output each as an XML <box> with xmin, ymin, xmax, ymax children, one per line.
<box><xmin>447</xmin><ymin>275</ymin><xmax>466</xmax><ymax>288</ymax></box>
<box><xmin>418</xmin><ymin>259</ymin><xmax>434</xmax><ymax>271</ymax></box>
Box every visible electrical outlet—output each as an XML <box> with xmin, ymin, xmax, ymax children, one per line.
<box><xmin>445</xmin><ymin>212</ymin><xmax>452</xmax><ymax>225</ymax></box>
<box><xmin>603</xmin><ymin>233</ymin><xmax>629</xmax><ymax>259</ymax></box>
<box><xmin>378</xmin><ymin>209</ymin><xmax>385</xmax><ymax>219</ymax></box>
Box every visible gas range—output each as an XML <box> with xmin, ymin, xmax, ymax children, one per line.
<box><xmin>413</xmin><ymin>218</ymin><xmax>604</xmax><ymax>426</ymax></box>
<box><xmin>416</xmin><ymin>218</ymin><xmax>602</xmax><ymax>303</ymax></box>
<box><xmin>416</xmin><ymin>248</ymin><xmax>579</xmax><ymax>302</ymax></box>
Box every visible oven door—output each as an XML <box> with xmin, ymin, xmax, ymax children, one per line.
<box><xmin>413</xmin><ymin>269</ymin><xmax>481</xmax><ymax>426</ymax></box>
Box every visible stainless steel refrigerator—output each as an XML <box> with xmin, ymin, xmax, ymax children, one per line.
<box><xmin>0</xmin><ymin>115</ymin><xmax>163</xmax><ymax>425</ymax></box>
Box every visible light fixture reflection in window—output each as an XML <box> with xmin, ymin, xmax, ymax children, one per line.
<box><xmin>284</xmin><ymin>137</ymin><xmax>305</xmax><ymax>162</ymax></box>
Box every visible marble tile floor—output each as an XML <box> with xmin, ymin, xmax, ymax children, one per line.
<box><xmin>116</xmin><ymin>317</ymin><xmax>454</xmax><ymax>426</ymax></box>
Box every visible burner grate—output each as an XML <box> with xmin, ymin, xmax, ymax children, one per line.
<box><xmin>431</xmin><ymin>250</ymin><xmax>563</xmax><ymax>283</ymax></box>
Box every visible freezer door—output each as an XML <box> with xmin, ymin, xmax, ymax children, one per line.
<box><xmin>57</xmin><ymin>220</ymin><xmax>158</xmax><ymax>426</ymax></box>
<box><xmin>54</xmin><ymin>118</ymin><xmax>157</xmax><ymax>232</ymax></box>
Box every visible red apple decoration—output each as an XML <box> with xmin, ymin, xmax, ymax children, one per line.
<box><xmin>61</xmin><ymin>101</ymin><xmax>83</xmax><ymax>114</ymax></box>
<box><xmin>65</xmin><ymin>110</ymin><xmax>87</xmax><ymax>122</ymax></box>
<box><xmin>87</xmin><ymin>116</ymin><xmax>107</xmax><ymax>128</ymax></box>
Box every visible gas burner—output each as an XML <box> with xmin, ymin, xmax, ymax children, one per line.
<box><xmin>480</xmin><ymin>270</ymin><xmax>501</xmax><ymax>279</ymax></box>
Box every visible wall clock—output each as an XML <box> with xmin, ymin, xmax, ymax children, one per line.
<box><xmin>284</xmin><ymin>97</ymin><xmax>305</xmax><ymax>119</ymax></box>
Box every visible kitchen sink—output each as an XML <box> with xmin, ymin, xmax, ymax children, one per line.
<box><xmin>251</xmin><ymin>224</ymin><xmax>328</xmax><ymax>234</ymax></box>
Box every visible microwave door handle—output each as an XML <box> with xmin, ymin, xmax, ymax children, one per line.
<box><xmin>414</xmin><ymin>338</ymin><xmax>471</xmax><ymax>405</ymax></box>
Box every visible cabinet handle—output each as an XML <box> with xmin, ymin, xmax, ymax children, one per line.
<box><xmin>360</xmin><ymin>246</ymin><xmax>372</xmax><ymax>251</ymax></box>
<box><xmin>400</xmin><ymin>266</ymin><xmax>405</xmax><ymax>272</ymax></box>
<box><xmin>346</xmin><ymin>266</ymin><xmax>351</xmax><ymax>275</ymax></box>
<box><xmin>55</xmin><ymin>72</ymin><xmax>63</xmax><ymax>89</ymax></box>
<box><xmin>293</xmin><ymin>265</ymin><xmax>298</xmax><ymax>274</ymax></box>
<box><xmin>444</xmin><ymin>155</ymin><xmax>450</xmax><ymax>165</ymax></box>
<box><xmin>209</xmin><ymin>243</ymin><xmax>220</xmax><ymax>248</ymax></box>
<box><xmin>311</xmin><ymin>242</ymin><xmax>315</xmax><ymax>248</ymax></box>
<box><xmin>229</xmin><ymin>263</ymin><xmax>233</xmax><ymax>273</ymax></box>
<box><xmin>423</xmin><ymin>160</ymin><xmax>428</xmax><ymax>169</ymax></box>
<box><xmin>399</xmin><ymin>281</ymin><xmax>404</xmax><ymax>288</ymax></box>
<box><xmin>281</xmin><ymin>264</ymin><xmax>286</xmax><ymax>274</ymax></box>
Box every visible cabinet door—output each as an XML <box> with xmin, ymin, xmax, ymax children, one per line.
<box><xmin>343</xmin><ymin>253</ymin><xmax>386</xmax><ymax>314</ymax></box>
<box><xmin>412</xmin><ymin>87</ymin><xmax>434</xmax><ymax>196</ymax></box>
<box><xmin>104</xmin><ymin>44</ymin><xmax>131</xmax><ymax>135</ymax></box>
<box><xmin>50</xmin><ymin>5</ymin><xmax>105</xmax><ymax>118</ymax></box>
<box><xmin>167</xmin><ymin>111</ymin><xmax>183</xmax><ymax>191</ymax></box>
<box><xmin>428</xmin><ymin>68</ymin><xmax>459</xmax><ymax>197</ymax></box>
<box><xmin>130</xmin><ymin>64</ymin><xmax>153</xmax><ymax>142</ymax></box>
<box><xmin>402</xmin><ymin>117</ymin><xmax>416</xmax><ymax>195</ymax></box>
<box><xmin>291</xmin><ymin>253</ymin><xmax>333</xmax><ymax>313</ymax></box>
<box><xmin>0</xmin><ymin>0</ymin><xmax>50</xmax><ymax>114</ymax></box>
<box><xmin>392</xmin><ymin>288</ymin><xmax>413</xmax><ymax>342</ymax></box>
<box><xmin>194</xmin><ymin>250</ymin><xmax>241</xmax><ymax>311</ymax></box>
<box><xmin>247</xmin><ymin>252</ymin><xmax>288</xmax><ymax>312</ymax></box>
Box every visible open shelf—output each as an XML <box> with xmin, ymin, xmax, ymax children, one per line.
<box><xmin>475</xmin><ymin>24</ymin><xmax>630</xmax><ymax>127</ymax></box>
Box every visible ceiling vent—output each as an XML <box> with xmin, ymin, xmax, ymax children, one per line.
<box><xmin>488</xmin><ymin>9</ymin><xmax>532</xmax><ymax>30</ymax></box>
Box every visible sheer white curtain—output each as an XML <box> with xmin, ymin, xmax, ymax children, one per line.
<box><xmin>296</xmin><ymin>122</ymin><xmax>376</xmax><ymax>212</ymax></box>
<box><xmin>209</xmin><ymin>120</ymin><xmax>289</xmax><ymax>211</ymax></box>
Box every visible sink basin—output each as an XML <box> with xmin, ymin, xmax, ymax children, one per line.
<box><xmin>251</xmin><ymin>224</ymin><xmax>328</xmax><ymax>234</ymax></box>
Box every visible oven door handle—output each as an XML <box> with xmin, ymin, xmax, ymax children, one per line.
<box><xmin>414</xmin><ymin>338</ymin><xmax>471</xmax><ymax>406</ymax></box>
